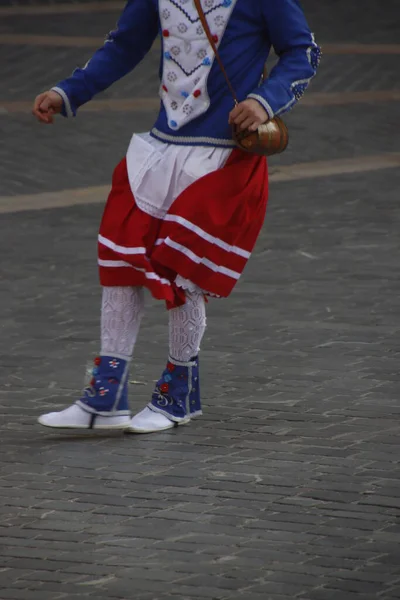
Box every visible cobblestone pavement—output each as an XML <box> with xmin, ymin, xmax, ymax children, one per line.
<box><xmin>1</xmin><ymin>1</ymin><xmax>400</xmax><ymax>599</ymax></box>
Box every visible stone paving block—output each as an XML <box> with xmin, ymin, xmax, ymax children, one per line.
<box><xmin>382</xmin><ymin>588</ymin><xmax>400</xmax><ymax>599</ymax></box>
<box><xmin>301</xmin><ymin>591</ymin><xmax>380</xmax><ymax>600</ymax></box>
<box><xmin>324</xmin><ymin>579</ymin><xmax>385</xmax><ymax>594</ymax></box>
<box><xmin>0</xmin><ymin>10</ymin><xmax>121</xmax><ymax>36</ymax></box>
<box><xmin>0</xmin><ymin>591</ymin><xmax>64</xmax><ymax>600</ymax></box>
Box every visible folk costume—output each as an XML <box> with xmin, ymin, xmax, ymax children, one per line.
<box><xmin>38</xmin><ymin>0</ymin><xmax>320</xmax><ymax>433</ymax></box>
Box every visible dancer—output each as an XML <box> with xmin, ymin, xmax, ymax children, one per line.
<box><xmin>33</xmin><ymin>0</ymin><xmax>320</xmax><ymax>433</ymax></box>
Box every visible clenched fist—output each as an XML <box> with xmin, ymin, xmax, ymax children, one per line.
<box><xmin>228</xmin><ymin>99</ymin><xmax>269</xmax><ymax>132</ymax></box>
<box><xmin>32</xmin><ymin>90</ymin><xmax>64</xmax><ymax>124</ymax></box>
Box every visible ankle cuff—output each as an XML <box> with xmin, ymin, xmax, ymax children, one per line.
<box><xmin>168</xmin><ymin>355</ymin><xmax>198</xmax><ymax>367</ymax></box>
<box><xmin>100</xmin><ymin>352</ymin><xmax>131</xmax><ymax>362</ymax></box>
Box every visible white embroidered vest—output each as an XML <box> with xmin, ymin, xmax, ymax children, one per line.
<box><xmin>159</xmin><ymin>0</ymin><xmax>237</xmax><ymax>131</ymax></box>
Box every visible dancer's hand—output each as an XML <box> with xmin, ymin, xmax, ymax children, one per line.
<box><xmin>228</xmin><ymin>99</ymin><xmax>269</xmax><ymax>132</ymax></box>
<box><xmin>32</xmin><ymin>90</ymin><xmax>64</xmax><ymax>124</ymax></box>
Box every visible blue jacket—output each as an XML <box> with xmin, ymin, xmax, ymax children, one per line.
<box><xmin>52</xmin><ymin>0</ymin><xmax>321</xmax><ymax>148</ymax></box>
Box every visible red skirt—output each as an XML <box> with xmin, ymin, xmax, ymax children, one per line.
<box><xmin>98</xmin><ymin>148</ymin><xmax>268</xmax><ymax>309</ymax></box>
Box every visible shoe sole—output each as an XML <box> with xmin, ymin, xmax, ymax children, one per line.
<box><xmin>190</xmin><ymin>410</ymin><xmax>203</xmax><ymax>418</ymax></box>
<box><xmin>126</xmin><ymin>418</ymin><xmax>191</xmax><ymax>434</ymax></box>
<box><xmin>37</xmin><ymin>418</ymin><xmax>131</xmax><ymax>430</ymax></box>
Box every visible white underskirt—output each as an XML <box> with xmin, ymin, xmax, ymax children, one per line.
<box><xmin>126</xmin><ymin>132</ymin><xmax>231</xmax><ymax>220</ymax></box>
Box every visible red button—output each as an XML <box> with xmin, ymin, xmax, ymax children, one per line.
<box><xmin>162</xmin><ymin>85</ymin><xmax>168</xmax><ymax>92</ymax></box>
<box><xmin>212</xmin><ymin>34</ymin><xmax>219</xmax><ymax>43</ymax></box>
<box><xmin>94</xmin><ymin>357</ymin><xmax>101</xmax><ymax>366</ymax></box>
<box><xmin>162</xmin><ymin>29</ymin><xmax>170</xmax><ymax>37</ymax></box>
<box><xmin>193</xmin><ymin>89</ymin><xmax>202</xmax><ymax>98</ymax></box>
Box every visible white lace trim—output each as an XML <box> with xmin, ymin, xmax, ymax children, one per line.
<box><xmin>175</xmin><ymin>275</ymin><xmax>221</xmax><ymax>298</ymax></box>
<box><xmin>175</xmin><ymin>275</ymin><xmax>201</xmax><ymax>293</ymax></box>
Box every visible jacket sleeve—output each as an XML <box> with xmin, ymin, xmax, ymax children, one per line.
<box><xmin>247</xmin><ymin>0</ymin><xmax>321</xmax><ymax>119</ymax></box>
<box><xmin>51</xmin><ymin>0</ymin><xmax>159</xmax><ymax>117</ymax></box>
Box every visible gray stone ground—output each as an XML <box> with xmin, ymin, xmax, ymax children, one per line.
<box><xmin>1</xmin><ymin>1</ymin><xmax>400</xmax><ymax>599</ymax></box>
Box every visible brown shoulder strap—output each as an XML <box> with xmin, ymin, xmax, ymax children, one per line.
<box><xmin>193</xmin><ymin>0</ymin><xmax>238</xmax><ymax>105</ymax></box>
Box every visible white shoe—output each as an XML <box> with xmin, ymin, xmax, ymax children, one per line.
<box><xmin>38</xmin><ymin>404</ymin><xmax>131</xmax><ymax>430</ymax></box>
<box><xmin>127</xmin><ymin>407</ymin><xmax>189</xmax><ymax>434</ymax></box>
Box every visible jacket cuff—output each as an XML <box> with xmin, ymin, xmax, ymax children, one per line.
<box><xmin>247</xmin><ymin>93</ymin><xmax>275</xmax><ymax>120</ymax></box>
<box><xmin>51</xmin><ymin>86</ymin><xmax>75</xmax><ymax>118</ymax></box>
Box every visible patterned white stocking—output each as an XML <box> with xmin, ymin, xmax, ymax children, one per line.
<box><xmin>101</xmin><ymin>286</ymin><xmax>144</xmax><ymax>359</ymax></box>
<box><xmin>169</xmin><ymin>290</ymin><xmax>207</xmax><ymax>362</ymax></box>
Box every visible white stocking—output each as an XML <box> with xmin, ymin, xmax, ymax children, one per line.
<box><xmin>169</xmin><ymin>290</ymin><xmax>207</xmax><ymax>362</ymax></box>
<box><xmin>101</xmin><ymin>286</ymin><xmax>144</xmax><ymax>359</ymax></box>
